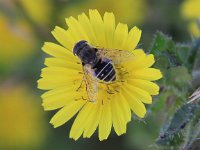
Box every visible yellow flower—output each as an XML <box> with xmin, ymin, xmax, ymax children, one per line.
<box><xmin>0</xmin><ymin>85</ymin><xmax>47</xmax><ymax>149</ymax></box>
<box><xmin>188</xmin><ymin>21</ymin><xmax>200</xmax><ymax>37</ymax></box>
<box><xmin>17</xmin><ymin>0</ymin><xmax>53</xmax><ymax>26</ymax></box>
<box><xmin>0</xmin><ymin>14</ymin><xmax>35</xmax><ymax>67</ymax></box>
<box><xmin>181</xmin><ymin>0</ymin><xmax>200</xmax><ymax>37</ymax></box>
<box><xmin>181</xmin><ymin>0</ymin><xmax>200</xmax><ymax>20</ymax></box>
<box><xmin>38</xmin><ymin>9</ymin><xmax>162</xmax><ymax>141</ymax></box>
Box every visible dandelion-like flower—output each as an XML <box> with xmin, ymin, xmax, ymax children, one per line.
<box><xmin>181</xmin><ymin>0</ymin><xmax>200</xmax><ymax>37</ymax></box>
<box><xmin>38</xmin><ymin>9</ymin><xmax>162</xmax><ymax>141</ymax></box>
<box><xmin>0</xmin><ymin>14</ymin><xmax>35</xmax><ymax>67</ymax></box>
<box><xmin>0</xmin><ymin>85</ymin><xmax>47</xmax><ymax>149</ymax></box>
<box><xmin>181</xmin><ymin>0</ymin><xmax>200</xmax><ymax>20</ymax></box>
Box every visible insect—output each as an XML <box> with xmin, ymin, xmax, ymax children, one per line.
<box><xmin>73</xmin><ymin>40</ymin><xmax>135</xmax><ymax>102</ymax></box>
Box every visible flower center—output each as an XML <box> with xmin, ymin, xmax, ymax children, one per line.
<box><xmin>73</xmin><ymin>63</ymin><xmax>129</xmax><ymax>103</ymax></box>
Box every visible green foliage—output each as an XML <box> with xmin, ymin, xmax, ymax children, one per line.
<box><xmin>150</xmin><ymin>31</ymin><xmax>200</xmax><ymax>149</ymax></box>
<box><xmin>191</xmin><ymin>39</ymin><xmax>200</xmax><ymax>88</ymax></box>
<box><xmin>156</xmin><ymin>103</ymin><xmax>199</xmax><ymax>147</ymax></box>
<box><xmin>150</xmin><ymin>32</ymin><xmax>200</xmax><ymax>73</ymax></box>
<box><xmin>150</xmin><ymin>32</ymin><xmax>189</xmax><ymax>69</ymax></box>
<box><xmin>150</xmin><ymin>32</ymin><xmax>193</xmax><ymax>70</ymax></box>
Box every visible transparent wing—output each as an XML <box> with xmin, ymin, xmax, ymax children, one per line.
<box><xmin>96</xmin><ymin>48</ymin><xmax>135</xmax><ymax>64</ymax></box>
<box><xmin>82</xmin><ymin>65</ymin><xmax>98</xmax><ymax>102</ymax></box>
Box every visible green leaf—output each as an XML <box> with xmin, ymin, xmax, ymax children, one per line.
<box><xmin>150</xmin><ymin>31</ymin><xmax>173</xmax><ymax>53</ymax></box>
<box><xmin>182</xmin><ymin>102</ymin><xmax>200</xmax><ymax>149</ymax></box>
<box><xmin>167</xmin><ymin>66</ymin><xmax>192</xmax><ymax>91</ymax></box>
<box><xmin>156</xmin><ymin>102</ymin><xmax>199</xmax><ymax>147</ymax></box>
<box><xmin>150</xmin><ymin>31</ymin><xmax>179</xmax><ymax>68</ymax></box>
<box><xmin>156</xmin><ymin>132</ymin><xmax>184</xmax><ymax>147</ymax></box>
<box><xmin>149</xmin><ymin>92</ymin><xmax>167</xmax><ymax>114</ymax></box>
<box><xmin>191</xmin><ymin>38</ymin><xmax>200</xmax><ymax>88</ymax></box>
<box><xmin>184</xmin><ymin>38</ymin><xmax>200</xmax><ymax>75</ymax></box>
<box><xmin>150</xmin><ymin>32</ymin><xmax>192</xmax><ymax>101</ymax></box>
<box><xmin>150</xmin><ymin>32</ymin><xmax>197</xmax><ymax>71</ymax></box>
<box><xmin>176</xmin><ymin>44</ymin><xmax>191</xmax><ymax>67</ymax></box>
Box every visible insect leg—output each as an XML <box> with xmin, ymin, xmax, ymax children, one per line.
<box><xmin>106</xmin><ymin>84</ymin><xmax>115</xmax><ymax>94</ymax></box>
<box><xmin>76</xmin><ymin>76</ymin><xmax>84</xmax><ymax>92</ymax></box>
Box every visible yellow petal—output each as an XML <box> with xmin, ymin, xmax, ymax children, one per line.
<box><xmin>41</xmin><ymin>86</ymin><xmax>76</xmax><ymax>98</ymax></box>
<box><xmin>42</xmin><ymin>87</ymin><xmax>82</xmax><ymax>110</ymax></box>
<box><xmin>122</xmin><ymin>86</ymin><xmax>146</xmax><ymax>118</ymax></box>
<box><xmin>42</xmin><ymin>97</ymin><xmax>74</xmax><ymax>111</ymax></box>
<box><xmin>140</xmin><ymin>54</ymin><xmax>155</xmax><ymax>68</ymax></box>
<box><xmin>132</xmin><ymin>68</ymin><xmax>163</xmax><ymax>81</ymax></box>
<box><xmin>65</xmin><ymin>16</ymin><xmax>89</xmax><ymax>42</ymax></box>
<box><xmin>113</xmin><ymin>23</ymin><xmax>128</xmax><ymax>50</ymax></box>
<box><xmin>38</xmin><ymin>78</ymin><xmax>74</xmax><ymax>90</ymax></box>
<box><xmin>89</xmin><ymin>9</ymin><xmax>106</xmax><ymax>47</ymax></box>
<box><xmin>111</xmin><ymin>95</ymin><xmax>127</xmax><ymax>135</ymax></box>
<box><xmin>38</xmin><ymin>68</ymin><xmax>81</xmax><ymax>90</ymax></box>
<box><xmin>128</xmin><ymin>54</ymin><xmax>155</xmax><ymax>71</ymax></box>
<box><xmin>132</xmin><ymin>49</ymin><xmax>146</xmax><ymax>56</ymax></box>
<box><xmin>128</xmin><ymin>79</ymin><xmax>160</xmax><ymax>95</ymax></box>
<box><xmin>50</xmin><ymin>100</ymin><xmax>86</xmax><ymax>128</ymax></box>
<box><xmin>77</xmin><ymin>13</ymin><xmax>98</xmax><ymax>46</ymax></box>
<box><xmin>42</xmin><ymin>42</ymin><xmax>76</xmax><ymax>61</ymax></box>
<box><xmin>103</xmin><ymin>12</ymin><xmax>115</xmax><ymax>49</ymax></box>
<box><xmin>118</xmin><ymin>93</ymin><xmax>131</xmax><ymax>121</ymax></box>
<box><xmin>83</xmin><ymin>100</ymin><xmax>103</xmax><ymax>138</ymax></box>
<box><xmin>126</xmin><ymin>84</ymin><xmax>152</xmax><ymax>104</ymax></box>
<box><xmin>98</xmin><ymin>100</ymin><xmax>112</xmax><ymax>141</ymax></box>
<box><xmin>70</xmin><ymin>102</ymin><xmax>94</xmax><ymax>140</ymax></box>
<box><xmin>123</xmin><ymin>49</ymin><xmax>145</xmax><ymax>67</ymax></box>
<box><xmin>132</xmin><ymin>49</ymin><xmax>146</xmax><ymax>54</ymax></box>
<box><xmin>40</xmin><ymin>67</ymin><xmax>80</xmax><ymax>78</ymax></box>
<box><xmin>44</xmin><ymin>58</ymin><xmax>81</xmax><ymax>70</ymax></box>
<box><xmin>51</xmin><ymin>26</ymin><xmax>74</xmax><ymax>50</ymax></box>
<box><xmin>123</xmin><ymin>26</ymin><xmax>142</xmax><ymax>51</ymax></box>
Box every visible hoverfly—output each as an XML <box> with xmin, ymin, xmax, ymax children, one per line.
<box><xmin>73</xmin><ymin>40</ymin><xmax>135</xmax><ymax>102</ymax></box>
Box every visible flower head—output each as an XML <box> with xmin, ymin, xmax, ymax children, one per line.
<box><xmin>38</xmin><ymin>9</ymin><xmax>162</xmax><ymax>141</ymax></box>
<box><xmin>18</xmin><ymin>0</ymin><xmax>53</xmax><ymax>26</ymax></box>
<box><xmin>0</xmin><ymin>85</ymin><xmax>47</xmax><ymax>149</ymax></box>
<box><xmin>188</xmin><ymin>21</ymin><xmax>200</xmax><ymax>37</ymax></box>
<box><xmin>181</xmin><ymin>0</ymin><xmax>200</xmax><ymax>20</ymax></box>
<box><xmin>0</xmin><ymin>14</ymin><xmax>35</xmax><ymax>67</ymax></box>
<box><xmin>181</xmin><ymin>0</ymin><xmax>200</xmax><ymax>37</ymax></box>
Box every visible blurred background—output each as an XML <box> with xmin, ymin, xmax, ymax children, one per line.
<box><xmin>0</xmin><ymin>0</ymin><xmax>199</xmax><ymax>150</ymax></box>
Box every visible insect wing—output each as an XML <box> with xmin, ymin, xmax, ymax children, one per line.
<box><xmin>82</xmin><ymin>65</ymin><xmax>98</xmax><ymax>102</ymax></box>
<box><xmin>96</xmin><ymin>49</ymin><xmax>135</xmax><ymax>64</ymax></box>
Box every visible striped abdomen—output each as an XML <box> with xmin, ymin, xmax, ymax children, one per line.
<box><xmin>94</xmin><ymin>59</ymin><xmax>116</xmax><ymax>82</ymax></box>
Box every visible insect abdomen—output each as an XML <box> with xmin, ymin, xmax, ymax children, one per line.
<box><xmin>94</xmin><ymin>60</ymin><xmax>116</xmax><ymax>82</ymax></box>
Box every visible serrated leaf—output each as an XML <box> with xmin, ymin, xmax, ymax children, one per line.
<box><xmin>150</xmin><ymin>32</ymin><xmax>180</xmax><ymax>68</ymax></box>
<box><xmin>151</xmin><ymin>31</ymin><xmax>173</xmax><ymax>53</ymax></box>
<box><xmin>176</xmin><ymin>44</ymin><xmax>191</xmax><ymax>66</ymax></box>
<box><xmin>167</xmin><ymin>66</ymin><xmax>192</xmax><ymax>90</ymax></box>
<box><xmin>168</xmin><ymin>103</ymin><xmax>196</xmax><ymax>132</ymax></box>
<box><xmin>182</xmin><ymin>102</ymin><xmax>200</xmax><ymax>149</ymax></box>
<box><xmin>150</xmin><ymin>32</ymin><xmax>195</xmax><ymax>71</ymax></box>
<box><xmin>156</xmin><ymin>132</ymin><xmax>184</xmax><ymax>147</ymax></box>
